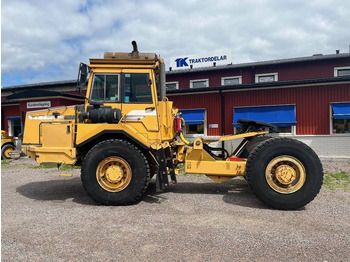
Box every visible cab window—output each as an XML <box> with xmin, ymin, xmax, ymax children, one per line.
<box><xmin>123</xmin><ymin>73</ymin><xmax>152</xmax><ymax>103</ymax></box>
<box><xmin>90</xmin><ymin>74</ymin><xmax>119</xmax><ymax>102</ymax></box>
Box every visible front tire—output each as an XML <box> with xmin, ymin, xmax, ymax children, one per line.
<box><xmin>245</xmin><ymin>137</ymin><xmax>323</xmax><ymax>210</ymax></box>
<box><xmin>81</xmin><ymin>139</ymin><xmax>150</xmax><ymax>205</ymax></box>
<box><xmin>1</xmin><ymin>144</ymin><xmax>15</xmax><ymax>159</ymax></box>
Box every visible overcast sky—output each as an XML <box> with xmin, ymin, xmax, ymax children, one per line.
<box><xmin>2</xmin><ymin>0</ymin><xmax>350</xmax><ymax>87</ymax></box>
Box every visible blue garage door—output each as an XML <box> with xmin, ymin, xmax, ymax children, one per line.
<box><xmin>233</xmin><ymin>105</ymin><xmax>296</xmax><ymax>127</ymax></box>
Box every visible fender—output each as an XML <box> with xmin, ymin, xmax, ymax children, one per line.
<box><xmin>76</xmin><ymin>129</ymin><xmax>149</xmax><ymax>150</ymax></box>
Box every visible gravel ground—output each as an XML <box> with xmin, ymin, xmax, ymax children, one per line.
<box><xmin>1</xmin><ymin>158</ymin><xmax>350</xmax><ymax>262</ymax></box>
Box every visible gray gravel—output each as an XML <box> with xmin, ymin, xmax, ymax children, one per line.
<box><xmin>2</xmin><ymin>158</ymin><xmax>350</xmax><ymax>262</ymax></box>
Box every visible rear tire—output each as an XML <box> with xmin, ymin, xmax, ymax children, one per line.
<box><xmin>81</xmin><ymin>139</ymin><xmax>150</xmax><ymax>205</ymax></box>
<box><xmin>1</xmin><ymin>144</ymin><xmax>15</xmax><ymax>159</ymax></box>
<box><xmin>245</xmin><ymin>137</ymin><xmax>323</xmax><ymax>210</ymax></box>
<box><xmin>239</xmin><ymin>135</ymin><xmax>272</xmax><ymax>158</ymax></box>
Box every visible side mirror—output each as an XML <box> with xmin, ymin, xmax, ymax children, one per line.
<box><xmin>77</xmin><ymin>63</ymin><xmax>89</xmax><ymax>92</ymax></box>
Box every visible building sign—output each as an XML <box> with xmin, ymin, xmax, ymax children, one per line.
<box><xmin>27</xmin><ymin>101</ymin><xmax>51</xmax><ymax>109</ymax></box>
<box><xmin>170</xmin><ymin>51</ymin><xmax>232</xmax><ymax>70</ymax></box>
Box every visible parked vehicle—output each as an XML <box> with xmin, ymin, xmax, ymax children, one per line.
<box><xmin>22</xmin><ymin>42</ymin><xmax>323</xmax><ymax>209</ymax></box>
<box><xmin>1</xmin><ymin>130</ymin><xmax>15</xmax><ymax>159</ymax></box>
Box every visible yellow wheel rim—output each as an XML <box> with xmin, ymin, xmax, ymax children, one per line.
<box><xmin>4</xmin><ymin>147</ymin><xmax>14</xmax><ymax>158</ymax></box>
<box><xmin>265</xmin><ymin>155</ymin><xmax>306</xmax><ymax>194</ymax></box>
<box><xmin>96</xmin><ymin>157</ymin><xmax>132</xmax><ymax>192</ymax></box>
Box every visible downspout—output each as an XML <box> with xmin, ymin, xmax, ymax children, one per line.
<box><xmin>219</xmin><ymin>90</ymin><xmax>225</xmax><ymax>150</ymax></box>
<box><xmin>21</xmin><ymin>111</ymin><xmax>25</xmax><ymax>134</ymax></box>
<box><xmin>251</xmin><ymin>66</ymin><xmax>255</xmax><ymax>83</ymax></box>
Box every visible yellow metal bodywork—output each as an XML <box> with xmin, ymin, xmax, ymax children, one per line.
<box><xmin>185</xmin><ymin>138</ymin><xmax>246</xmax><ymax>178</ymax></box>
<box><xmin>41</xmin><ymin>122</ymin><xmax>74</xmax><ymax>148</ymax></box>
<box><xmin>265</xmin><ymin>155</ymin><xmax>306</xmax><ymax>194</ymax></box>
<box><xmin>203</xmin><ymin>131</ymin><xmax>268</xmax><ymax>143</ymax></box>
<box><xmin>23</xmin><ymin>145</ymin><xmax>77</xmax><ymax>164</ymax></box>
<box><xmin>96</xmin><ymin>156</ymin><xmax>132</xmax><ymax>192</ymax></box>
<box><xmin>59</xmin><ymin>173</ymin><xmax>73</xmax><ymax>177</ymax></box>
<box><xmin>182</xmin><ymin>132</ymin><xmax>267</xmax><ymax>179</ymax></box>
<box><xmin>1</xmin><ymin>130</ymin><xmax>16</xmax><ymax>158</ymax></box>
<box><xmin>1</xmin><ymin>130</ymin><xmax>15</xmax><ymax>147</ymax></box>
<box><xmin>22</xmin><ymin>106</ymin><xmax>77</xmax><ymax>164</ymax></box>
<box><xmin>22</xmin><ymin>106</ymin><xmax>77</xmax><ymax>145</ymax></box>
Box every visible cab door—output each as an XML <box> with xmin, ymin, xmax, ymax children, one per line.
<box><xmin>120</xmin><ymin>69</ymin><xmax>160</xmax><ymax>133</ymax></box>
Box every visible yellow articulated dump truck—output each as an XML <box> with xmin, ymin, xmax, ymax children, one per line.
<box><xmin>1</xmin><ymin>130</ymin><xmax>16</xmax><ymax>159</ymax></box>
<box><xmin>22</xmin><ymin>42</ymin><xmax>323</xmax><ymax>209</ymax></box>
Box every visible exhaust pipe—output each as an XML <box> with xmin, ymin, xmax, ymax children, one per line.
<box><xmin>131</xmin><ymin>40</ymin><xmax>139</xmax><ymax>54</ymax></box>
<box><xmin>159</xmin><ymin>57</ymin><xmax>166</xmax><ymax>100</ymax></box>
<box><xmin>130</xmin><ymin>40</ymin><xmax>139</xmax><ymax>58</ymax></box>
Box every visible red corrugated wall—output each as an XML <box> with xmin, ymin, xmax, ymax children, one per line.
<box><xmin>2</xmin><ymin>98</ymin><xmax>83</xmax><ymax>134</ymax></box>
<box><xmin>168</xmin><ymin>84</ymin><xmax>350</xmax><ymax>136</ymax></box>
<box><xmin>170</xmin><ymin>92</ymin><xmax>222</xmax><ymax>136</ymax></box>
<box><xmin>2</xmin><ymin>105</ymin><xmax>21</xmax><ymax>133</ymax></box>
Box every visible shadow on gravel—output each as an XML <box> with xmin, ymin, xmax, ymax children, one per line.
<box><xmin>16</xmin><ymin>178</ymin><xmax>96</xmax><ymax>206</ymax></box>
<box><xmin>17</xmin><ymin>177</ymin><xmax>270</xmax><ymax>209</ymax></box>
<box><xmin>143</xmin><ymin>179</ymin><xmax>270</xmax><ymax>209</ymax></box>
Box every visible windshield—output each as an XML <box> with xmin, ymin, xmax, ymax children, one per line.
<box><xmin>90</xmin><ymin>74</ymin><xmax>119</xmax><ymax>102</ymax></box>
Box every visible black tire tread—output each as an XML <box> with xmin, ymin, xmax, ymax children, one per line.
<box><xmin>81</xmin><ymin>139</ymin><xmax>151</xmax><ymax>205</ymax></box>
<box><xmin>1</xmin><ymin>144</ymin><xmax>15</xmax><ymax>159</ymax></box>
<box><xmin>239</xmin><ymin>135</ymin><xmax>273</xmax><ymax>158</ymax></box>
<box><xmin>245</xmin><ymin>137</ymin><xmax>323</xmax><ymax>210</ymax></box>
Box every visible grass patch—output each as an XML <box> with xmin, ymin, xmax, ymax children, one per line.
<box><xmin>324</xmin><ymin>171</ymin><xmax>350</xmax><ymax>191</ymax></box>
<box><xmin>176</xmin><ymin>163</ymin><xmax>197</xmax><ymax>177</ymax></box>
<box><xmin>30</xmin><ymin>164</ymin><xmax>57</xmax><ymax>169</ymax></box>
<box><xmin>60</xmin><ymin>165</ymin><xmax>81</xmax><ymax>171</ymax></box>
<box><xmin>30</xmin><ymin>164</ymin><xmax>80</xmax><ymax>170</ymax></box>
<box><xmin>1</xmin><ymin>160</ymin><xmax>10</xmax><ymax>165</ymax></box>
<box><xmin>175</xmin><ymin>163</ymin><xmax>209</xmax><ymax>178</ymax></box>
<box><xmin>178</xmin><ymin>163</ymin><xmax>185</xmax><ymax>175</ymax></box>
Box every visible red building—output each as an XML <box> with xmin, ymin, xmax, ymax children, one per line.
<box><xmin>1</xmin><ymin>81</ymin><xmax>85</xmax><ymax>137</ymax></box>
<box><xmin>2</xmin><ymin>52</ymin><xmax>350</xmax><ymax>157</ymax></box>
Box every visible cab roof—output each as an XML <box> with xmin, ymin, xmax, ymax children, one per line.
<box><xmin>89</xmin><ymin>52</ymin><xmax>158</xmax><ymax>65</ymax></box>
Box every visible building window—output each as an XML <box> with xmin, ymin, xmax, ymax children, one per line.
<box><xmin>166</xmin><ymin>82</ymin><xmax>179</xmax><ymax>90</ymax></box>
<box><xmin>233</xmin><ymin>105</ymin><xmax>296</xmax><ymax>134</ymax></box>
<box><xmin>221</xmin><ymin>76</ymin><xmax>242</xmax><ymax>86</ymax></box>
<box><xmin>334</xmin><ymin>67</ymin><xmax>350</xmax><ymax>77</ymax></box>
<box><xmin>331</xmin><ymin>103</ymin><xmax>350</xmax><ymax>134</ymax></box>
<box><xmin>190</xmin><ymin>79</ymin><xmax>209</xmax><ymax>88</ymax></box>
<box><xmin>180</xmin><ymin>109</ymin><xmax>206</xmax><ymax>136</ymax></box>
<box><xmin>255</xmin><ymin>73</ymin><xmax>278</xmax><ymax>83</ymax></box>
<box><xmin>7</xmin><ymin>116</ymin><xmax>22</xmax><ymax>137</ymax></box>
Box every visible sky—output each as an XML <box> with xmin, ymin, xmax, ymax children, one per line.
<box><xmin>1</xmin><ymin>0</ymin><xmax>350</xmax><ymax>87</ymax></box>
